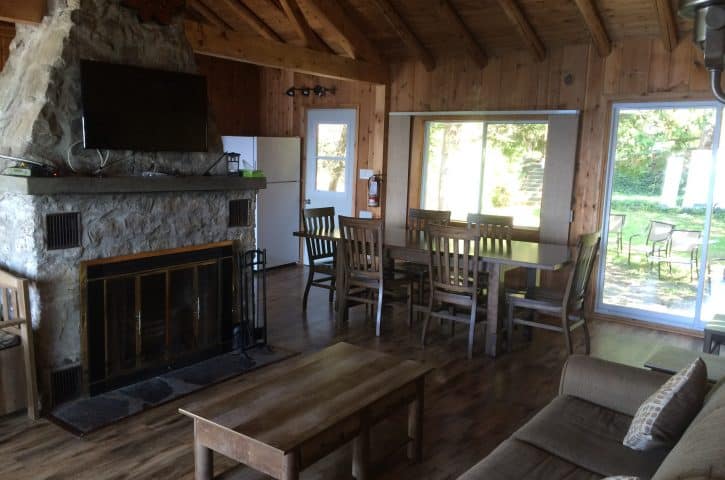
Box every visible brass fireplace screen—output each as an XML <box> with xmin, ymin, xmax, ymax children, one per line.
<box><xmin>80</xmin><ymin>243</ymin><xmax>235</xmax><ymax>395</ymax></box>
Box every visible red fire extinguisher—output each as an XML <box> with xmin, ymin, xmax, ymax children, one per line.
<box><xmin>367</xmin><ymin>174</ymin><xmax>381</xmax><ymax>207</ymax></box>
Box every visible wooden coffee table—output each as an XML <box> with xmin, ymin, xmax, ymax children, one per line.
<box><xmin>179</xmin><ymin>342</ymin><xmax>432</xmax><ymax>480</ymax></box>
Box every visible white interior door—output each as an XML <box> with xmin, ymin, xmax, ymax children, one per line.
<box><xmin>304</xmin><ymin>109</ymin><xmax>356</xmax><ymax>217</ymax></box>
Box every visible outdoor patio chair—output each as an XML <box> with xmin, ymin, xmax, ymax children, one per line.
<box><xmin>627</xmin><ymin>220</ymin><xmax>674</xmax><ymax>265</ymax></box>
<box><xmin>651</xmin><ymin>229</ymin><xmax>702</xmax><ymax>281</ymax></box>
<box><xmin>301</xmin><ymin>207</ymin><xmax>336</xmax><ymax>311</ymax></box>
<box><xmin>506</xmin><ymin>231</ymin><xmax>601</xmax><ymax>355</ymax></box>
<box><xmin>608</xmin><ymin>213</ymin><xmax>626</xmax><ymax>254</ymax></box>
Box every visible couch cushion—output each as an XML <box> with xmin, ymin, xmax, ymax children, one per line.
<box><xmin>651</xmin><ymin>390</ymin><xmax>725</xmax><ymax>480</ymax></box>
<box><xmin>513</xmin><ymin>396</ymin><xmax>669</xmax><ymax>479</ymax></box>
<box><xmin>624</xmin><ymin>358</ymin><xmax>707</xmax><ymax>450</ymax></box>
<box><xmin>457</xmin><ymin>437</ymin><xmax>600</xmax><ymax>480</ymax></box>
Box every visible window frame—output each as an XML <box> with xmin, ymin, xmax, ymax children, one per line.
<box><xmin>595</xmin><ymin>100</ymin><xmax>722</xmax><ymax>329</ymax></box>
<box><xmin>417</xmin><ymin>115</ymin><xmax>550</xmax><ymax>229</ymax></box>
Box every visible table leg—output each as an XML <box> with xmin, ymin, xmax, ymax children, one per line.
<box><xmin>407</xmin><ymin>377</ymin><xmax>424</xmax><ymax>462</ymax></box>
<box><xmin>353</xmin><ymin>425</ymin><xmax>370</xmax><ymax>480</ymax></box>
<box><xmin>335</xmin><ymin>242</ymin><xmax>346</xmax><ymax>321</ymax></box>
<box><xmin>485</xmin><ymin>263</ymin><xmax>501</xmax><ymax>357</ymax></box>
<box><xmin>194</xmin><ymin>437</ymin><xmax>213</xmax><ymax>480</ymax></box>
<box><xmin>284</xmin><ymin>451</ymin><xmax>299</xmax><ymax>480</ymax></box>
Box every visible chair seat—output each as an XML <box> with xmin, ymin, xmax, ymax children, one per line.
<box><xmin>0</xmin><ymin>330</ymin><xmax>20</xmax><ymax>350</ymax></box>
<box><xmin>310</xmin><ymin>260</ymin><xmax>335</xmax><ymax>275</ymax></box>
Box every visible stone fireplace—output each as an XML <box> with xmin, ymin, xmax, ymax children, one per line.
<box><xmin>0</xmin><ymin>0</ymin><xmax>261</xmax><ymax>407</ymax></box>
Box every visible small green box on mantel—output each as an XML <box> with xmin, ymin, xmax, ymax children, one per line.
<box><xmin>240</xmin><ymin>170</ymin><xmax>265</xmax><ymax>178</ymax></box>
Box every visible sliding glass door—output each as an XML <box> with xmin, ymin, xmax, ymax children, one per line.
<box><xmin>597</xmin><ymin>102</ymin><xmax>725</xmax><ymax>329</ymax></box>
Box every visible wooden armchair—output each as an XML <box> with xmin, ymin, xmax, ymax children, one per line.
<box><xmin>506</xmin><ymin>231</ymin><xmax>601</xmax><ymax>355</ymax></box>
<box><xmin>0</xmin><ymin>269</ymin><xmax>39</xmax><ymax>419</ymax></box>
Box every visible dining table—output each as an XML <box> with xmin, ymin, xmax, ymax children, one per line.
<box><xmin>294</xmin><ymin>226</ymin><xmax>572</xmax><ymax>357</ymax></box>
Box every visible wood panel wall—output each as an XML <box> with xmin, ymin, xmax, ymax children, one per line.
<box><xmin>390</xmin><ymin>37</ymin><xmax>711</xmax><ymax>244</ymax></box>
<box><xmin>258</xmin><ymin>68</ymin><xmax>385</xmax><ymax>217</ymax></box>
<box><xmin>194</xmin><ymin>55</ymin><xmax>261</xmax><ymax>136</ymax></box>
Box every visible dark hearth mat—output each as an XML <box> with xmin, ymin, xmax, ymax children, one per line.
<box><xmin>48</xmin><ymin>347</ymin><xmax>296</xmax><ymax>436</ymax></box>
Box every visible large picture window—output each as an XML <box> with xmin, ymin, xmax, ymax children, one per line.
<box><xmin>421</xmin><ymin>120</ymin><xmax>548</xmax><ymax>227</ymax></box>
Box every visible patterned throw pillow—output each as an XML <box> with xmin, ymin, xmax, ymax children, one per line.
<box><xmin>623</xmin><ymin>357</ymin><xmax>707</xmax><ymax>450</ymax></box>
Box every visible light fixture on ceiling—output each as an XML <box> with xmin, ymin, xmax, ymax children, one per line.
<box><xmin>284</xmin><ymin>85</ymin><xmax>336</xmax><ymax>97</ymax></box>
<box><xmin>680</xmin><ymin>0</ymin><xmax>725</xmax><ymax>102</ymax></box>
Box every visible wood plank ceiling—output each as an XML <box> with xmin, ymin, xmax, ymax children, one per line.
<box><xmin>185</xmin><ymin>0</ymin><xmax>689</xmax><ymax>79</ymax></box>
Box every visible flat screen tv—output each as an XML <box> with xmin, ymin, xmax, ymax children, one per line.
<box><xmin>80</xmin><ymin>60</ymin><xmax>208</xmax><ymax>152</ymax></box>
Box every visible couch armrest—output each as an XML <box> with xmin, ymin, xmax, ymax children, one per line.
<box><xmin>559</xmin><ymin>355</ymin><xmax>670</xmax><ymax>417</ymax></box>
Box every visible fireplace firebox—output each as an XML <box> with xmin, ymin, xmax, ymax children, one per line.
<box><xmin>81</xmin><ymin>243</ymin><xmax>235</xmax><ymax>395</ymax></box>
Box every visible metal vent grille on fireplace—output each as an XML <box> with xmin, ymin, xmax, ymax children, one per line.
<box><xmin>229</xmin><ymin>199</ymin><xmax>251</xmax><ymax>227</ymax></box>
<box><xmin>46</xmin><ymin>212</ymin><xmax>81</xmax><ymax>250</ymax></box>
<box><xmin>50</xmin><ymin>364</ymin><xmax>82</xmax><ymax>406</ymax></box>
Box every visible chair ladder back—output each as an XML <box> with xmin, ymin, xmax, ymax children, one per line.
<box><xmin>564</xmin><ymin>231</ymin><xmax>601</xmax><ymax>311</ymax></box>
<box><xmin>426</xmin><ymin>225</ymin><xmax>480</xmax><ymax>296</ymax></box>
<box><xmin>302</xmin><ymin>207</ymin><xmax>336</xmax><ymax>261</ymax></box>
<box><xmin>339</xmin><ymin>216</ymin><xmax>384</xmax><ymax>280</ymax></box>
<box><xmin>466</xmin><ymin>213</ymin><xmax>513</xmax><ymax>242</ymax></box>
<box><xmin>0</xmin><ymin>271</ymin><xmax>28</xmax><ymax>327</ymax></box>
<box><xmin>0</xmin><ymin>269</ymin><xmax>38</xmax><ymax>419</ymax></box>
<box><xmin>408</xmin><ymin>208</ymin><xmax>451</xmax><ymax>231</ymax></box>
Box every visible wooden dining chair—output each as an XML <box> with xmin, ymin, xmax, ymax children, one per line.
<box><xmin>0</xmin><ymin>269</ymin><xmax>39</xmax><ymax>419</ymax></box>
<box><xmin>399</xmin><ymin>208</ymin><xmax>451</xmax><ymax>320</ymax></box>
<box><xmin>422</xmin><ymin>224</ymin><xmax>486</xmax><ymax>359</ymax></box>
<box><xmin>466</xmin><ymin>213</ymin><xmax>513</xmax><ymax>289</ymax></box>
<box><xmin>301</xmin><ymin>207</ymin><xmax>337</xmax><ymax>311</ymax></box>
<box><xmin>506</xmin><ymin>231</ymin><xmax>601</xmax><ymax>355</ymax></box>
<box><xmin>466</xmin><ymin>213</ymin><xmax>513</xmax><ymax>243</ymax></box>
<box><xmin>338</xmin><ymin>216</ymin><xmax>413</xmax><ymax>336</ymax></box>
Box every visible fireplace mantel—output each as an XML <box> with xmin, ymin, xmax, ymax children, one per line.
<box><xmin>0</xmin><ymin>175</ymin><xmax>266</xmax><ymax>195</ymax></box>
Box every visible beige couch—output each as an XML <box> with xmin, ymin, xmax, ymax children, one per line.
<box><xmin>458</xmin><ymin>355</ymin><xmax>725</xmax><ymax>480</ymax></box>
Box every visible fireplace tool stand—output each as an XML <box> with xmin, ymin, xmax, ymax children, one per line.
<box><xmin>233</xmin><ymin>248</ymin><xmax>269</xmax><ymax>369</ymax></box>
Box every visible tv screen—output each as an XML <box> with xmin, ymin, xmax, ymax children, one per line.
<box><xmin>80</xmin><ymin>60</ymin><xmax>208</xmax><ymax>152</ymax></box>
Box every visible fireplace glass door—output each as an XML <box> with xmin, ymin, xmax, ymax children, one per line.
<box><xmin>84</xmin><ymin>245</ymin><xmax>234</xmax><ymax>395</ymax></box>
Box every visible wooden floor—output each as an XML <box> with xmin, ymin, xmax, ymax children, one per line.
<box><xmin>0</xmin><ymin>265</ymin><xmax>701</xmax><ymax>480</ymax></box>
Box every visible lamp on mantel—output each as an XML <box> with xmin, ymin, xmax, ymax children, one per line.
<box><xmin>680</xmin><ymin>0</ymin><xmax>725</xmax><ymax>103</ymax></box>
<box><xmin>285</xmin><ymin>85</ymin><xmax>336</xmax><ymax>97</ymax></box>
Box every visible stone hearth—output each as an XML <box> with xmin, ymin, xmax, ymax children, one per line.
<box><xmin>0</xmin><ymin>0</ymin><xmax>260</xmax><ymax>407</ymax></box>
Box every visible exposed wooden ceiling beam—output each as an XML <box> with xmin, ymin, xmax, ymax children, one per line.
<box><xmin>210</xmin><ymin>0</ymin><xmax>283</xmax><ymax>41</ymax></box>
<box><xmin>438</xmin><ymin>0</ymin><xmax>487</xmax><ymax>69</ymax></box>
<box><xmin>495</xmin><ymin>0</ymin><xmax>545</xmax><ymax>62</ymax></box>
<box><xmin>653</xmin><ymin>0</ymin><xmax>678</xmax><ymax>52</ymax></box>
<box><xmin>296</xmin><ymin>0</ymin><xmax>383</xmax><ymax>64</ymax></box>
<box><xmin>184</xmin><ymin>20</ymin><xmax>389</xmax><ymax>84</ymax></box>
<box><xmin>278</xmin><ymin>0</ymin><xmax>330</xmax><ymax>51</ymax></box>
<box><xmin>369</xmin><ymin>0</ymin><xmax>435</xmax><ymax>71</ymax></box>
<box><xmin>189</xmin><ymin>0</ymin><xmax>230</xmax><ymax>30</ymax></box>
<box><xmin>572</xmin><ymin>0</ymin><xmax>611</xmax><ymax>57</ymax></box>
<box><xmin>0</xmin><ymin>0</ymin><xmax>45</xmax><ymax>25</ymax></box>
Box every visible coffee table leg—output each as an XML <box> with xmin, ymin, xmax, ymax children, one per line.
<box><xmin>284</xmin><ymin>451</ymin><xmax>299</xmax><ymax>480</ymax></box>
<box><xmin>353</xmin><ymin>426</ymin><xmax>370</xmax><ymax>480</ymax></box>
<box><xmin>407</xmin><ymin>378</ymin><xmax>424</xmax><ymax>462</ymax></box>
<box><xmin>194</xmin><ymin>438</ymin><xmax>213</xmax><ymax>480</ymax></box>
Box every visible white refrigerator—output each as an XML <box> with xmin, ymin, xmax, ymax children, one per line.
<box><xmin>221</xmin><ymin>136</ymin><xmax>301</xmax><ymax>268</ymax></box>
